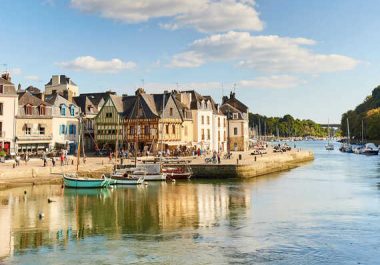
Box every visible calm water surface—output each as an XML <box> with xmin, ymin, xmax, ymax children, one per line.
<box><xmin>1</xmin><ymin>141</ymin><xmax>380</xmax><ymax>264</ymax></box>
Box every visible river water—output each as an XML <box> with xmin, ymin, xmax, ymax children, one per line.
<box><xmin>0</xmin><ymin>141</ymin><xmax>379</xmax><ymax>265</ymax></box>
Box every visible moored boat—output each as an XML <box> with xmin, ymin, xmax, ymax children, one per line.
<box><xmin>162</xmin><ymin>165</ymin><xmax>192</xmax><ymax>179</ymax></box>
<box><xmin>110</xmin><ymin>169</ymin><xmax>144</xmax><ymax>185</ymax></box>
<box><xmin>134</xmin><ymin>164</ymin><xmax>167</xmax><ymax>181</ymax></box>
<box><xmin>63</xmin><ymin>173</ymin><xmax>111</xmax><ymax>188</ymax></box>
<box><xmin>361</xmin><ymin>143</ymin><xmax>379</xmax><ymax>155</ymax></box>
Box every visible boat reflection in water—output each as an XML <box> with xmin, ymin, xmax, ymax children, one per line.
<box><xmin>0</xmin><ymin>181</ymin><xmax>251</xmax><ymax>262</ymax></box>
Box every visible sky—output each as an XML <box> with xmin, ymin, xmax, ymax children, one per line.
<box><xmin>1</xmin><ymin>0</ymin><xmax>380</xmax><ymax>123</ymax></box>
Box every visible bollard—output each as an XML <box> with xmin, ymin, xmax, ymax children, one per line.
<box><xmin>254</xmin><ymin>156</ymin><xmax>257</xmax><ymax>162</ymax></box>
<box><xmin>236</xmin><ymin>159</ymin><xmax>239</xmax><ymax>165</ymax></box>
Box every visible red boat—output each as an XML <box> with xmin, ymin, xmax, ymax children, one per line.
<box><xmin>162</xmin><ymin>164</ymin><xmax>192</xmax><ymax>180</ymax></box>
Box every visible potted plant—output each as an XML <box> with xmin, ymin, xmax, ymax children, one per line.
<box><xmin>0</xmin><ymin>150</ymin><xmax>6</xmax><ymax>163</ymax></box>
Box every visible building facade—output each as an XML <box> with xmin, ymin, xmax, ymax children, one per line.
<box><xmin>220</xmin><ymin>92</ymin><xmax>249</xmax><ymax>151</ymax></box>
<box><xmin>0</xmin><ymin>73</ymin><xmax>18</xmax><ymax>154</ymax></box>
<box><xmin>45</xmin><ymin>92</ymin><xmax>80</xmax><ymax>154</ymax></box>
<box><xmin>15</xmin><ymin>91</ymin><xmax>53</xmax><ymax>154</ymax></box>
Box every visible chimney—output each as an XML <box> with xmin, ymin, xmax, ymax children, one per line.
<box><xmin>230</xmin><ymin>91</ymin><xmax>235</xmax><ymax>99</ymax></box>
<box><xmin>1</xmin><ymin>73</ymin><xmax>11</xmax><ymax>82</ymax></box>
<box><xmin>52</xmin><ymin>75</ymin><xmax>60</xmax><ymax>85</ymax></box>
<box><xmin>222</xmin><ymin>96</ymin><xmax>228</xmax><ymax>104</ymax></box>
<box><xmin>63</xmin><ymin>90</ymin><xmax>69</xmax><ymax>100</ymax></box>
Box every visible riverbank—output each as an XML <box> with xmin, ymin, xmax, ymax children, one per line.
<box><xmin>0</xmin><ymin>149</ymin><xmax>314</xmax><ymax>190</ymax></box>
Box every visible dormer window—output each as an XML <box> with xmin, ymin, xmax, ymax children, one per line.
<box><xmin>25</xmin><ymin>104</ymin><xmax>33</xmax><ymax>115</ymax></box>
<box><xmin>169</xmin><ymin>107</ymin><xmax>173</xmax><ymax>116</ymax></box>
<box><xmin>233</xmin><ymin>113</ymin><xmax>238</xmax><ymax>119</ymax></box>
<box><xmin>60</xmin><ymin>104</ymin><xmax>66</xmax><ymax>116</ymax></box>
<box><xmin>39</xmin><ymin>105</ymin><xmax>46</xmax><ymax>115</ymax></box>
<box><xmin>70</xmin><ymin>105</ymin><xmax>75</xmax><ymax>116</ymax></box>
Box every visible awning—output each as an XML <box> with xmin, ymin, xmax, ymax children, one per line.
<box><xmin>164</xmin><ymin>141</ymin><xmax>188</xmax><ymax>146</ymax></box>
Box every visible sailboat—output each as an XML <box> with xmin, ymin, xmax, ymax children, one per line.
<box><xmin>325</xmin><ymin>120</ymin><xmax>334</xmax><ymax>150</ymax></box>
<box><xmin>339</xmin><ymin>118</ymin><xmax>353</xmax><ymax>153</ymax></box>
<box><xmin>63</xmin><ymin>115</ymin><xmax>112</xmax><ymax>188</ymax></box>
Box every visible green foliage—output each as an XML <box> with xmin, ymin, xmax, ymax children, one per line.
<box><xmin>341</xmin><ymin>85</ymin><xmax>380</xmax><ymax>140</ymax></box>
<box><xmin>0</xmin><ymin>150</ymin><xmax>6</xmax><ymax>157</ymax></box>
<box><xmin>249</xmin><ymin>113</ymin><xmax>327</xmax><ymax>137</ymax></box>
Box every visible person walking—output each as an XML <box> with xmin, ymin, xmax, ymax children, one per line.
<box><xmin>51</xmin><ymin>157</ymin><xmax>55</xmax><ymax>167</ymax></box>
<box><xmin>60</xmin><ymin>153</ymin><xmax>64</xmax><ymax>166</ymax></box>
<box><xmin>217</xmin><ymin>152</ymin><xmax>221</xmax><ymax>164</ymax></box>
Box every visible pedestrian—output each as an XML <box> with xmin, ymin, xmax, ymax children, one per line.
<box><xmin>217</xmin><ymin>153</ymin><xmax>221</xmax><ymax>164</ymax></box>
<box><xmin>109</xmin><ymin>152</ymin><xmax>112</xmax><ymax>162</ymax></box>
<box><xmin>25</xmin><ymin>152</ymin><xmax>29</xmax><ymax>165</ymax></box>
<box><xmin>83</xmin><ymin>155</ymin><xmax>87</xmax><ymax>164</ymax></box>
<box><xmin>51</xmin><ymin>157</ymin><xmax>55</xmax><ymax>167</ymax></box>
<box><xmin>60</xmin><ymin>153</ymin><xmax>64</xmax><ymax>166</ymax></box>
<box><xmin>43</xmin><ymin>157</ymin><xmax>47</xmax><ymax>167</ymax></box>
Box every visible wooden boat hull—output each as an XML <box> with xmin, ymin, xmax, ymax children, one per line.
<box><xmin>111</xmin><ymin>175</ymin><xmax>144</xmax><ymax>185</ymax></box>
<box><xmin>165</xmin><ymin>172</ymin><xmax>192</xmax><ymax>180</ymax></box>
<box><xmin>63</xmin><ymin>174</ymin><xmax>111</xmax><ymax>188</ymax></box>
<box><xmin>143</xmin><ymin>174</ymin><xmax>167</xmax><ymax>181</ymax></box>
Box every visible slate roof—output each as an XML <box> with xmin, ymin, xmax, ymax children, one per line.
<box><xmin>25</xmin><ymin>86</ymin><xmax>41</xmax><ymax>95</ymax></box>
<box><xmin>108</xmin><ymin>94</ymin><xmax>124</xmax><ymax>113</ymax></box>
<box><xmin>0</xmin><ymin>75</ymin><xmax>17</xmax><ymax>95</ymax></box>
<box><xmin>18</xmin><ymin>91</ymin><xmax>51</xmax><ymax>106</ymax></box>
<box><xmin>222</xmin><ymin>92</ymin><xmax>248</xmax><ymax>113</ymax></box>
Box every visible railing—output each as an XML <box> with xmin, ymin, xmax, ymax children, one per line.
<box><xmin>17</xmin><ymin>133</ymin><xmax>53</xmax><ymax>141</ymax></box>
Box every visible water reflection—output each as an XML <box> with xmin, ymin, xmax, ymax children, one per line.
<box><xmin>0</xmin><ymin>181</ymin><xmax>251</xmax><ymax>260</ymax></box>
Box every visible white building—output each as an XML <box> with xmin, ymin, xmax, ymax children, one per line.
<box><xmin>45</xmin><ymin>75</ymin><xmax>79</xmax><ymax>102</ymax></box>
<box><xmin>45</xmin><ymin>92</ymin><xmax>80</xmax><ymax>154</ymax></box>
<box><xmin>0</xmin><ymin>73</ymin><xmax>18</xmax><ymax>154</ymax></box>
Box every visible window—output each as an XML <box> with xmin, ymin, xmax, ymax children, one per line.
<box><xmin>169</xmin><ymin>108</ymin><xmax>173</xmax><ymax>116</ymax></box>
<box><xmin>0</xmin><ymin>103</ymin><xmax>3</xmax><ymax>115</ymax></box>
<box><xmin>0</xmin><ymin>85</ymin><xmax>3</xmax><ymax>94</ymax></box>
<box><xmin>106</xmin><ymin>112</ymin><xmax>112</xmax><ymax>118</ymax></box>
<box><xmin>201</xmin><ymin>116</ymin><xmax>204</xmax><ymax>124</ymax></box>
<box><xmin>60</xmin><ymin>105</ymin><xmax>66</xmax><ymax>116</ymax></box>
<box><xmin>25</xmin><ymin>126</ymin><xmax>31</xmax><ymax>135</ymax></box>
<box><xmin>39</xmin><ymin>126</ymin><xmax>45</xmax><ymax>135</ymax></box>
<box><xmin>60</xmin><ymin>124</ymin><xmax>67</xmax><ymax>135</ymax></box>
<box><xmin>234</xmin><ymin>127</ymin><xmax>238</xmax><ymax>135</ymax></box>
<box><xmin>233</xmin><ymin>113</ymin><xmax>238</xmax><ymax>119</ymax></box>
<box><xmin>207</xmin><ymin>129</ymin><xmax>210</xmax><ymax>140</ymax></box>
<box><xmin>144</xmin><ymin>125</ymin><xmax>149</xmax><ymax>135</ymax></box>
<box><xmin>25</xmin><ymin>105</ymin><xmax>33</xmax><ymax>115</ymax></box>
<box><xmin>39</xmin><ymin>105</ymin><xmax>46</xmax><ymax>115</ymax></box>
<box><xmin>201</xmin><ymin>129</ymin><xmax>204</xmax><ymax>140</ymax></box>
<box><xmin>69</xmin><ymin>125</ymin><xmax>77</xmax><ymax>135</ymax></box>
<box><xmin>166</xmin><ymin>124</ymin><xmax>169</xmax><ymax>134</ymax></box>
<box><xmin>70</xmin><ymin>106</ymin><xmax>75</xmax><ymax>116</ymax></box>
<box><xmin>218</xmin><ymin>117</ymin><xmax>220</xmax><ymax>127</ymax></box>
<box><xmin>207</xmin><ymin>116</ymin><xmax>210</xmax><ymax>125</ymax></box>
<box><xmin>130</xmin><ymin>126</ymin><xmax>135</xmax><ymax>135</ymax></box>
<box><xmin>218</xmin><ymin>131</ymin><xmax>220</xmax><ymax>141</ymax></box>
<box><xmin>172</xmin><ymin>125</ymin><xmax>176</xmax><ymax>134</ymax></box>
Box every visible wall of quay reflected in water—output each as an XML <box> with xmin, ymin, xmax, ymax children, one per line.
<box><xmin>0</xmin><ymin>181</ymin><xmax>251</xmax><ymax>261</ymax></box>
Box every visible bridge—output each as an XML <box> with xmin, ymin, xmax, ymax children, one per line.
<box><xmin>318</xmin><ymin>123</ymin><xmax>341</xmax><ymax>129</ymax></box>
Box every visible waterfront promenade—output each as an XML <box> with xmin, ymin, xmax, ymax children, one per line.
<box><xmin>0</xmin><ymin>148</ymin><xmax>313</xmax><ymax>190</ymax></box>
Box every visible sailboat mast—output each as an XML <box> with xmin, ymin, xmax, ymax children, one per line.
<box><xmin>361</xmin><ymin>119</ymin><xmax>364</xmax><ymax>144</ymax></box>
<box><xmin>76</xmin><ymin>116</ymin><xmax>81</xmax><ymax>172</ymax></box>
<box><xmin>346</xmin><ymin>118</ymin><xmax>350</xmax><ymax>145</ymax></box>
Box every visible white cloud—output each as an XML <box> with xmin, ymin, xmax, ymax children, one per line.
<box><xmin>169</xmin><ymin>31</ymin><xmax>358</xmax><ymax>74</ymax></box>
<box><xmin>9</xmin><ymin>68</ymin><xmax>22</xmax><ymax>75</ymax></box>
<box><xmin>140</xmin><ymin>76</ymin><xmax>300</xmax><ymax>93</ymax></box>
<box><xmin>57</xmin><ymin>56</ymin><xmax>136</xmax><ymax>73</ymax></box>
<box><xmin>25</xmin><ymin>75</ymin><xmax>41</xmax><ymax>82</ymax></box>
<box><xmin>238</xmin><ymin>75</ymin><xmax>303</xmax><ymax>89</ymax></box>
<box><xmin>70</xmin><ymin>0</ymin><xmax>263</xmax><ymax>33</ymax></box>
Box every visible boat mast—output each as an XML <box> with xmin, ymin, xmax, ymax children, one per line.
<box><xmin>115</xmin><ymin>115</ymin><xmax>119</xmax><ymax>166</ymax></box>
<box><xmin>361</xmin><ymin>119</ymin><xmax>364</xmax><ymax>144</ymax></box>
<box><xmin>327</xmin><ymin>119</ymin><xmax>330</xmax><ymax>144</ymax></box>
<box><xmin>76</xmin><ymin>115</ymin><xmax>82</xmax><ymax>172</ymax></box>
<box><xmin>346</xmin><ymin>118</ymin><xmax>350</xmax><ymax>145</ymax></box>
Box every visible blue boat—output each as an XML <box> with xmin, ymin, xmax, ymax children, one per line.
<box><xmin>63</xmin><ymin>173</ymin><xmax>112</xmax><ymax>188</ymax></box>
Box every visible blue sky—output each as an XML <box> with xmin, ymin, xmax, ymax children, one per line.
<box><xmin>1</xmin><ymin>0</ymin><xmax>380</xmax><ymax>123</ymax></box>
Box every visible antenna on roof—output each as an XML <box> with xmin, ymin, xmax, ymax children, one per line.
<box><xmin>233</xmin><ymin>83</ymin><xmax>237</xmax><ymax>93</ymax></box>
<box><xmin>141</xmin><ymin>78</ymin><xmax>145</xmax><ymax>89</ymax></box>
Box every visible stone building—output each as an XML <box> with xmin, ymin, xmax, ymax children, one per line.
<box><xmin>45</xmin><ymin>75</ymin><xmax>79</xmax><ymax>102</ymax></box>
<box><xmin>220</xmin><ymin>92</ymin><xmax>249</xmax><ymax>151</ymax></box>
<box><xmin>0</xmin><ymin>73</ymin><xmax>18</xmax><ymax>154</ymax></box>
<box><xmin>15</xmin><ymin>91</ymin><xmax>53</xmax><ymax>154</ymax></box>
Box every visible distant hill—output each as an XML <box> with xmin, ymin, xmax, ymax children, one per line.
<box><xmin>341</xmin><ymin>85</ymin><xmax>380</xmax><ymax>140</ymax></box>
